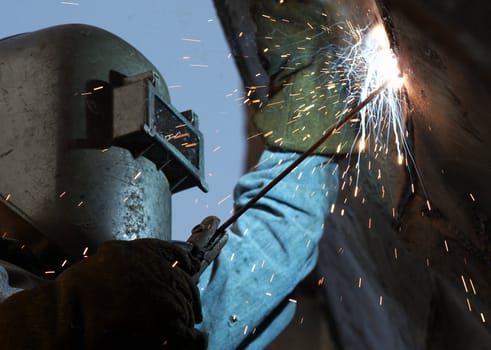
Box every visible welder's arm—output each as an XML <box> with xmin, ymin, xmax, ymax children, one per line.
<box><xmin>198</xmin><ymin>150</ymin><xmax>339</xmax><ymax>349</ymax></box>
<box><xmin>0</xmin><ymin>239</ymin><xmax>206</xmax><ymax>350</ymax></box>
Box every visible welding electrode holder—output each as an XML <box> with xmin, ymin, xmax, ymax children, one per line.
<box><xmin>173</xmin><ymin>216</ymin><xmax>228</xmax><ymax>283</ymax></box>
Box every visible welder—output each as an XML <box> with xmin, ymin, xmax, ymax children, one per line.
<box><xmin>0</xmin><ymin>2</ymin><xmax>351</xmax><ymax>348</ymax></box>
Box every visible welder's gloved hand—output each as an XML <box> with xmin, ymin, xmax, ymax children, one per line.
<box><xmin>249</xmin><ymin>0</ymin><xmax>358</xmax><ymax>154</ymax></box>
<box><xmin>0</xmin><ymin>239</ymin><xmax>207</xmax><ymax>350</ymax></box>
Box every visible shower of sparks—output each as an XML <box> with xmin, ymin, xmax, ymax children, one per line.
<box><xmin>339</xmin><ymin>23</ymin><xmax>409</xmax><ymax>189</ymax></box>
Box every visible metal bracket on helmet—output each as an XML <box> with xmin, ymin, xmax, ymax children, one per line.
<box><xmin>112</xmin><ymin>71</ymin><xmax>208</xmax><ymax>193</ymax></box>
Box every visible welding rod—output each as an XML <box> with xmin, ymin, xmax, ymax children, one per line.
<box><xmin>215</xmin><ymin>80</ymin><xmax>390</xmax><ymax>234</ymax></box>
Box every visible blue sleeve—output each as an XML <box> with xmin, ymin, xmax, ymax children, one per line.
<box><xmin>197</xmin><ymin>150</ymin><xmax>339</xmax><ymax>349</ymax></box>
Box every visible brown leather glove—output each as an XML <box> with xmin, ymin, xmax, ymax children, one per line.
<box><xmin>0</xmin><ymin>239</ymin><xmax>207</xmax><ymax>350</ymax></box>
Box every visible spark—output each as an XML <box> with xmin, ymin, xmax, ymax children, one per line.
<box><xmin>469</xmin><ymin>278</ymin><xmax>477</xmax><ymax>295</ymax></box>
<box><xmin>5</xmin><ymin>193</ymin><xmax>11</xmax><ymax>201</ymax></box>
<box><xmin>461</xmin><ymin>275</ymin><xmax>469</xmax><ymax>293</ymax></box>
<box><xmin>181</xmin><ymin>38</ymin><xmax>201</xmax><ymax>43</ymax></box>
<box><xmin>172</xmin><ymin>260</ymin><xmax>179</xmax><ymax>268</ymax></box>
<box><xmin>426</xmin><ymin>200</ymin><xmax>432</xmax><ymax>211</ymax></box>
<box><xmin>481</xmin><ymin>313</ymin><xmax>486</xmax><ymax>323</ymax></box>
<box><xmin>61</xmin><ymin>1</ymin><xmax>79</xmax><ymax>5</ymax></box>
<box><xmin>218</xmin><ymin>194</ymin><xmax>232</xmax><ymax>205</ymax></box>
<box><xmin>82</xmin><ymin>247</ymin><xmax>89</xmax><ymax>256</ymax></box>
<box><xmin>134</xmin><ymin>171</ymin><xmax>142</xmax><ymax>180</ymax></box>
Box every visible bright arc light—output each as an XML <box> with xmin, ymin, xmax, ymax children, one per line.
<box><xmin>365</xmin><ymin>24</ymin><xmax>404</xmax><ymax>88</ymax></box>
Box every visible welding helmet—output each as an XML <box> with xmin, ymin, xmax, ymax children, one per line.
<box><xmin>0</xmin><ymin>24</ymin><xmax>207</xmax><ymax>271</ymax></box>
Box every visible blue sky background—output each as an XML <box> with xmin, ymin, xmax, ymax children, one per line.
<box><xmin>1</xmin><ymin>0</ymin><xmax>246</xmax><ymax>240</ymax></box>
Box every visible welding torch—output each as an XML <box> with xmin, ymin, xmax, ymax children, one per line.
<box><xmin>178</xmin><ymin>80</ymin><xmax>390</xmax><ymax>282</ymax></box>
